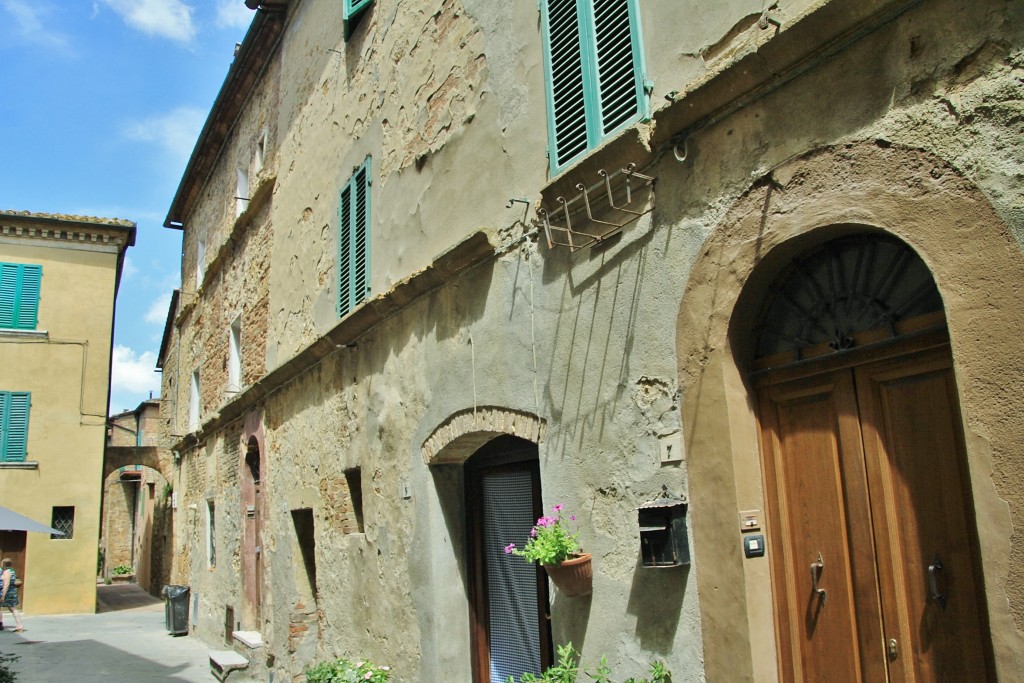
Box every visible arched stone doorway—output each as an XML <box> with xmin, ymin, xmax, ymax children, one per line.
<box><xmin>422</xmin><ymin>408</ymin><xmax>550</xmax><ymax>683</ymax></box>
<box><xmin>744</xmin><ymin>233</ymin><xmax>990</xmax><ymax>680</ymax></box>
<box><xmin>100</xmin><ymin>465</ymin><xmax>171</xmax><ymax>595</ymax></box>
<box><xmin>676</xmin><ymin>142</ymin><xmax>1024</xmax><ymax>680</ymax></box>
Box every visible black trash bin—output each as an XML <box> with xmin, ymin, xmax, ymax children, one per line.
<box><xmin>162</xmin><ymin>585</ymin><xmax>190</xmax><ymax>636</ymax></box>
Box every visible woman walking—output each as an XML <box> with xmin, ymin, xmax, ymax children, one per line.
<box><xmin>0</xmin><ymin>558</ymin><xmax>24</xmax><ymax>632</ymax></box>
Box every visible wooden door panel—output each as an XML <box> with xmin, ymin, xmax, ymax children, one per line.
<box><xmin>855</xmin><ymin>352</ymin><xmax>991</xmax><ymax>681</ymax></box>
<box><xmin>758</xmin><ymin>373</ymin><xmax>886</xmax><ymax>681</ymax></box>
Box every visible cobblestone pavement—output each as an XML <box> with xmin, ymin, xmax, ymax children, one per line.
<box><xmin>0</xmin><ymin>583</ymin><xmax>213</xmax><ymax>682</ymax></box>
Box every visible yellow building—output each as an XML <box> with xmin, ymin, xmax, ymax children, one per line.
<box><xmin>0</xmin><ymin>210</ymin><xmax>134</xmax><ymax>615</ymax></box>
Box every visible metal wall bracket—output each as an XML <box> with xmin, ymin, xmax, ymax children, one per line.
<box><xmin>537</xmin><ymin>163</ymin><xmax>655</xmax><ymax>252</ymax></box>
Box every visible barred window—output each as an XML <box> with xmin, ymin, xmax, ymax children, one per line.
<box><xmin>51</xmin><ymin>506</ymin><xmax>74</xmax><ymax>540</ymax></box>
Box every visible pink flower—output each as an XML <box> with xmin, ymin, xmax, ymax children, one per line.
<box><xmin>553</xmin><ymin>504</ymin><xmax>564</xmax><ymax>513</ymax></box>
<box><xmin>364</xmin><ymin>673</ymin><xmax>373</xmax><ymax>680</ymax></box>
<box><xmin>530</xmin><ymin>527</ymin><xmax>538</xmax><ymax>537</ymax></box>
<box><xmin>536</xmin><ymin>516</ymin><xmax>554</xmax><ymax>527</ymax></box>
<box><xmin>570</xmin><ymin>515</ymin><xmax>576</xmax><ymax>521</ymax></box>
<box><xmin>504</xmin><ymin>543</ymin><xmax>516</xmax><ymax>554</ymax></box>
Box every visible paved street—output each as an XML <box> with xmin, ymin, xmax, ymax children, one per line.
<box><xmin>0</xmin><ymin>583</ymin><xmax>213</xmax><ymax>682</ymax></box>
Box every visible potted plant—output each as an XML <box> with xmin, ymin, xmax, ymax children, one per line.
<box><xmin>110</xmin><ymin>564</ymin><xmax>134</xmax><ymax>583</ymax></box>
<box><xmin>506</xmin><ymin>504</ymin><xmax>592</xmax><ymax>596</ymax></box>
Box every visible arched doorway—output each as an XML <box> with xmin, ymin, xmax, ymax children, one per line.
<box><xmin>745</xmin><ymin>233</ymin><xmax>992</xmax><ymax>680</ymax></box>
<box><xmin>243</xmin><ymin>436</ymin><xmax>263</xmax><ymax>628</ymax></box>
<box><xmin>464</xmin><ymin>435</ymin><xmax>552</xmax><ymax>683</ymax></box>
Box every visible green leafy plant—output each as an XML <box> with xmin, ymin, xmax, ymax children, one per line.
<box><xmin>505</xmin><ymin>504</ymin><xmax>580</xmax><ymax>566</ymax></box>
<box><xmin>0</xmin><ymin>651</ymin><xmax>19</xmax><ymax>683</ymax></box>
<box><xmin>305</xmin><ymin>657</ymin><xmax>391</xmax><ymax>683</ymax></box>
<box><xmin>505</xmin><ymin>643</ymin><xmax>670</xmax><ymax>683</ymax></box>
<box><xmin>111</xmin><ymin>565</ymin><xmax>133</xmax><ymax>576</ymax></box>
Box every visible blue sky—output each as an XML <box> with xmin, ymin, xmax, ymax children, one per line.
<box><xmin>0</xmin><ymin>0</ymin><xmax>252</xmax><ymax>414</ymax></box>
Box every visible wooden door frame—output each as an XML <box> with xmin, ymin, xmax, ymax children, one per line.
<box><xmin>465</xmin><ymin>437</ymin><xmax>552</xmax><ymax>683</ymax></box>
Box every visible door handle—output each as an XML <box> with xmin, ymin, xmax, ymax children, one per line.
<box><xmin>811</xmin><ymin>552</ymin><xmax>827</xmax><ymax>604</ymax></box>
<box><xmin>928</xmin><ymin>555</ymin><xmax>947</xmax><ymax>609</ymax></box>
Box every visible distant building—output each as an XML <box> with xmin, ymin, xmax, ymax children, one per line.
<box><xmin>103</xmin><ymin>398</ymin><xmax>173</xmax><ymax>596</ymax></box>
<box><xmin>0</xmin><ymin>210</ymin><xmax>134</xmax><ymax>615</ymax></box>
<box><xmin>161</xmin><ymin>1</ymin><xmax>1024</xmax><ymax>680</ymax></box>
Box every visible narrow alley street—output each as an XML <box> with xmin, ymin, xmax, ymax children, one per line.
<box><xmin>0</xmin><ymin>583</ymin><xmax>213</xmax><ymax>682</ymax></box>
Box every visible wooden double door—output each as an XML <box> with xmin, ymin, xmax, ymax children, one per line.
<box><xmin>756</xmin><ymin>343</ymin><xmax>992</xmax><ymax>681</ymax></box>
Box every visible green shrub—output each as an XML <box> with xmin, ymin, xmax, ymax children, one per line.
<box><xmin>506</xmin><ymin>643</ymin><xmax>670</xmax><ymax>683</ymax></box>
<box><xmin>111</xmin><ymin>565</ymin><xmax>133</xmax><ymax>576</ymax></box>
<box><xmin>0</xmin><ymin>651</ymin><xmax>19</xmax><ymax>683</ymax></box>
<box><xmin>305</xmin><ymin>657</ymin><xmax>391</xmax><ymax>683</ymax></box>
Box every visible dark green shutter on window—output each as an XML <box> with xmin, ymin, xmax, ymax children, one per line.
<box><xmin>338</xmin><ymin>158</ymin><xmax>371</xmax><ymax>318</ymax></box>
<box><xmin>0</xmin><ymin>263</ymin><xmax>41</xmax><ymax>330</ymax></box>
<box><xmin>541</xmin><ymin>0</ymin><xmax>646</xmax><ymax>174</ymax></box>
<box><xmin>343</xmin><ymin>0</ymin><xmax>374</xmax><ymax>38</ymax></box>
<box><xmin>0</xmin><ymin>391</ymin><xmax>30</xmax><ymax>463</ymax></box>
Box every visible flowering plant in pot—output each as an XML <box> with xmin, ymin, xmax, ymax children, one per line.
<box><xmin>505</xmin><ymin>504</ymin><xmax>592</xmax><ymax>596</ymax></box>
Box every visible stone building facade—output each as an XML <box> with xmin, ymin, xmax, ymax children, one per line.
<box><xmin>160</xmin><ymin>0</ymin><xmax>1024</xmax><ymax>680</ymax></box>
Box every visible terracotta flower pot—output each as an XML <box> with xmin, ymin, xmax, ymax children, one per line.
<box><xmin>543</xmin><ymin>553</ymin><xmax>592</xmax><ymax>597</ymax></box>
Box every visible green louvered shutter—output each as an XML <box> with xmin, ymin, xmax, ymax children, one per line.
<box><xmin>338</xmin><ymin>182</ymin><xmax>353</xmax><ymax>317</ymax></box>
<box><xmin>0</xmin><ymin>391</ymin><xmax>30</xmax><ymax>463</ymax></box>
<box><xmin>542</xmin><ymin>0</ymin><xmax>646</xmax><ymax>175</ymax></box>
<box><xmin>343</xmin><ymin>0</ymin><xmax>374</xmax><ymax>38</ymax></box>
<box><xmin>0</xmin><ymin>264</ymin><xmax>16</xmax><ymax>328</ymax></box>
<box><xmin>543</xmin><ymin>0</ymin><xmax>590</xmax><ymax>171</ymax></box>
<box><xmin>338</xmin><ymin>157</ymin><xmax>371</xmax><ymax>318</ymax></box>
<box><xmin>593</xmin><ymin>0</ymin><xmax>644</xmax><ymax>136</ymax></box>
<box><xmin>0</xmin><ymin>263</ymin><xmax>42</xmax><ymax>330</ymax></box>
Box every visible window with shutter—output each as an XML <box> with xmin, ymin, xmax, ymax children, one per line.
<box><xmin>338</xmin><ymin>157</ymin><xmax>372</xmax><ymax>318</ymax></box>
<box><xmin>541</xmin><ymin>0</ymin><xmax>647</xmax><ymax>175</ymax></box>
<box><xmin>0</xmin><ymin>263</ymin><xmax>42</xmax><ymax>330</ymax></box>
<box><xmin>0</xmin><ymin>391</ymin><xmax>31</xmax><ymax>463</ymax></box>
<box><xmin>343</xmin><ymin>0</ymin><xmax>374</xmax><ymax>38</ymax></box>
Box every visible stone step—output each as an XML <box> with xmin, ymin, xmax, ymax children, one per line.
<box><xmin>210</xmin><ymin>650</ymin><xmax>249</xmax><ymax>682</ymax></box>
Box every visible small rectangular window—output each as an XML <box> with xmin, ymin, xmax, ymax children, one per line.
<box><xmin>189</xmin><ymin>370</ymin><xmax>201</xmax><ymax>431</ymax></box>
<box><xmin>228</xmin><ymin>317</ymin><xmax>242</xmax><ymax>393</ymax></box>
<box><xmin>197</xmin><ymin>240</ymin><xmax>206</xmax><ymax>290</ymax></box>
<box><xmin>236</xmin><ymin>167</ymin><xmax>250</xmax><ymax>216</ymax></box>
<box><xmin>51</xmin><ymin>506</ymin><xmax>74</xmax><ymax>540</ymax></box>
<box><xmin>207</xmin><ymin>499</ymin><xmax>217</xmax><ymax>568</ymax></box>
<box><xmin>540</xmin><ymin>0</ymin><xmax>647</xmax><ymax>174</ymax></box>
<box><xmin>0</xmin><ymin>262</ymin><xmax>42</xmax><ymax>330</ymax></box>
<box><xmin>0</xmin><ymin>391</ymin><xmax>30</xmax><ymax>463</ymax></box>
<box><xmin>344</xmin><ymin>467</ymin><xmax>364</xmax><ymax>534</ymax></box>
<box><xmin>338</xmin><ymin>157</ymin><xmax>372</xmax><ymax>318</ymax></box>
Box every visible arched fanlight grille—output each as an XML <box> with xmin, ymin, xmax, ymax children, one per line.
<box><xmin>755</xmin><ymin>234</ymin><xmax>943</xmax><ymax>361</ymax></box>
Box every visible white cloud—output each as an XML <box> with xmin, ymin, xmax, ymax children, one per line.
<box><xmin>1</xmin><ymin>0</ymin><xmax>71</xmax><ymax>51</ymax></box>
<box><xmin>111</xmin><ymin>345</ymin><xmax>161</xmax><ymax>394</ymax></box>
<box><xmin>145</xmin><ymin>291</ymin><xmax>172</xmax><ymax>324</ymax></box>
<box><xmin>121</xmin><ymin>254</ymin><xmax>140</xmax><ymax>280</ymax></box>
<box><xmin>100</xmin><ymin>0</ymin><xmax>195</xmax><ymax>43</ymax></box>
<box><xmin>123</xmin><ymin>106</ymin><xmax>205</xmax><ymax>170</ymax></box>
<box><xmin>216</xmin><ymin>0</ymin><xmax>253</xmax><ymax>30</ymax></box>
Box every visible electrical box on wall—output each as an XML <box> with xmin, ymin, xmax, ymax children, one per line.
<box><xmin>638</xmin><ymin>496</ymin><xmax>690</xmax><ymax>568</ymax></box>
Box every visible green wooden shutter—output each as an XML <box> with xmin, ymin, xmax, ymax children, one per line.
<box><xmin>542</xmin><ymin>0</ymin><xmax>646</xmax><ymax>175</ymax></box>
<box><xmin>338</xmin><ymin>182</ymin><xmax>353</xmax><ymax>317</ymax></box>
<box><xmin>0</xmin><ymin>264</ymin><xmax>16</xmax><ymax>328</ymax></box>
<box><xmin>0</xmin><ymin>263</ymin><xmax>41</xmax><ymax>330</ymax></box>
<box><xmin>592</xmin><ymin>0</ymin><xmax>644</xmax><ymax>136</ymax></box>
<box><xmin>338</xmin><ymin>157</ymin><xmax>371</xmax><ymax>318</ymax></box>
<box><xmin>343</xmin><ymin>0</ymin><xmax>374</xmax><ymax>38</ymax></box>
<box><xmin>543</xmin><ymin>0</ymin><xmax>590</xmax><ymax>171</ymax></box>
<box><xmin>0</xmin><ymin>391</ymin><xmax>30</xmax><ymax>463</ymax></box>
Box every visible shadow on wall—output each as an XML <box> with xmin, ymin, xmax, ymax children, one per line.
<box><xmin>627</xmin><ymin>560</ymin><xmax>689</xmax><ymax>655</ymax></box>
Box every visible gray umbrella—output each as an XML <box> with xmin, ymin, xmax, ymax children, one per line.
<box><xmin>0</xmin><ymin>505</ymin><xmax>64</xmax><ymax>535</ymax></box>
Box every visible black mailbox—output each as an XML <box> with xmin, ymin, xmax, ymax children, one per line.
<box><xmin>638</xmin><ymin>497</ymin><xmax>690</xmax><ymax>568</ymax></box>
